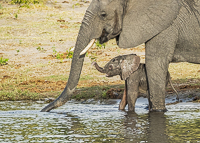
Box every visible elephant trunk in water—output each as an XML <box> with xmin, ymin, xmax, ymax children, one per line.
<box><xmin>41</xmin><ymin>11</ymin><xmax>96</xmax><ymax>112</ymax></box>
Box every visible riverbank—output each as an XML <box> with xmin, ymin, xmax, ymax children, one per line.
<box><xmin>0</xmin><ymin>1</ymin><xmax>200</xmax><ymax>102</ymax></box>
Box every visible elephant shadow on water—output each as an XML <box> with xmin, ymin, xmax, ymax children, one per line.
<box><xmin>41</xmin><ymin>0</ymin><xmax>200</xmax><ymax>112</ymax></box>
<box><xmin>92</xmin><ymin>54</ymin><xmax>179</xmax><ymax>112</ymax></box>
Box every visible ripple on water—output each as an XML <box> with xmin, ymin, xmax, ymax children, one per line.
<box><xmin>0</xmin><ymin>98</ymin><xmax>200</xmax><ymax>142</ymax></box>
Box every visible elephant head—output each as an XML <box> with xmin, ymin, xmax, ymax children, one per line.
<box><xmin>92</xmin><ymin>54</ymin><xmax>140</xmax><ymax>80</ymax></box>
<box><xmin>41</xmin><ymin>0</ymin><xmax>181</xmax><ymax>112</ymax></box>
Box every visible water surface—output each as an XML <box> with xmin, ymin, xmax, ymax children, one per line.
<box><xmin>0</xmin><ymin>97</ymin><xmax>200</xmax><ymax>142</ymax></box>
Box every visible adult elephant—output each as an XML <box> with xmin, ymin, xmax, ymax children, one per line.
<box><xmin>41</xmin><ymin>0</ymin><xmax>200</xmax><ymax>112</ymax></box>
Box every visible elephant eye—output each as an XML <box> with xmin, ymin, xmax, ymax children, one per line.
<box><xmin>109</xmin><ymin>65</ymin><xmax>113</xmax><ymax>70</ymax></box>
<box><xmin>112</xmin><ymin>59</ymin><xmax>115</xmax><ymax>62</ymax></box>
<box><xmin>101</xmin><ymin>11</ymin><xmax>107</xmax><ymax>17</ymax></box>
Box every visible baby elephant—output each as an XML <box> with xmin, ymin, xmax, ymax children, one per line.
<box><xmin>92</xmin><ymin>54</ymin><xmax>178</xmax><ymax>111</ymax></box>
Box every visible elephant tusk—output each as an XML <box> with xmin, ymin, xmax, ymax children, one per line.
<box><xmin>80</xmin><ymin>39</ymin><xmax>95</xmax><ymax>55</ymax></box>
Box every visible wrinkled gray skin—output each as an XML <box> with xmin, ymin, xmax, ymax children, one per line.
<box><xmin>92</xmin><ymin>54</ymin><xmax>176</xmax><ymax>111</ymax></box>
<box><xmin>41</xmin><ymin>0</ymin><xmax>200</xmax><ymax>112</ymax></box>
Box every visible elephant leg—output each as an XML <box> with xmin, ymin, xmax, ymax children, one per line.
<box><xmin>146</xmin><ymin>90</ymin><xmax>151</xmax><ymax>110</ymax></box>
<box><xmin>145</xmin><ymin>58</ymin><xmax>168</xmax><ymax>111</ymax></box>
<box><xmin>145</xmin><ymin>26</ymin><xmax>178</xmax><ymax>111</ymax></box>
<box><xmin>127</xmin><ymin>73</ymin><xmax>140</xmax><ymax>111</ymax></box>
<box><xmin>119</xmin><ymin>80</ymin><xmax>127</xmax><ymax>110</ymax></box>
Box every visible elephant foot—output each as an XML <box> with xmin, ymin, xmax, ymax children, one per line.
<box><xmin>149</xmin><ymin>108</ymin><xmax>168</xmax><ymax>112</ymax></box>
<box><xmin>128</xmin><ymin>108</ymin><xmax>135</xmax><ymax>112</ymax></box>
<box><xmin>149</xmin><ymin>102</ymin><xmax>167</xmax><ymax>112</ymax></box>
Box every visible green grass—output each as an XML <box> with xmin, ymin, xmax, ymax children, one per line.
<box><xmin>0</xmin><ymin>81</ymin><xmax>124</xmax><ymax>101</ymax></box>
<box><xmin>80</xmin><ymin>75</ymin><xmax>95</xmax><ymax>81</ymax></box>
<box><xmin>42</xmin><ymin>75</ymin><xmax>69</xmax><ymax>81</ymax></box>
<box><xmin>0</xmin><ymin>89</ymin><xmax>40</xmax><ymax>101</ymax></box>
<box><xmin>0</xmin><ymin>57</ymin><xmax>9</xmax><ymax>66</ymax></box>
<box><xmin>71</xmin><ymin>84</ymin><xmax>124</xmax><ymax>101</ymax></box>
<box><xmin>42</xmin><ymin>75</ymin><xmax>99</xmax><ymax>82</ymax></box>
<box><xmin>11</xmin><ymin>0</ymin><xmax>46</xmax><ymax>5</ymax></box>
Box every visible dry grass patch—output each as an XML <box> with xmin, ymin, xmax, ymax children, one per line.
<box><xmin>169</xmin><ymin>62</ymin><xmax>200</xmax><ymax>80</ymax></box>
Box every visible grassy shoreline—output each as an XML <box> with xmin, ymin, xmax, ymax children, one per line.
<box><xmin>1</xmin><ymin>77</ymin><xmax>200</xmax><ymax>102</ymax></box>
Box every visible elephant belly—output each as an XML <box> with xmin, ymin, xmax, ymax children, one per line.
<box><xmin>139</xmin><ymin>77</ymin><xmax>148</xmax><ymax>92</ymax></box>
<box><xmin>173</xmin><ymin>38</ymin><xmax>200</xmax><ymax>64</ymax></box>
<box><xmin>172</xmin><ymin>7</ymin><xmax>200</xmax><ymax>64</ymax></box>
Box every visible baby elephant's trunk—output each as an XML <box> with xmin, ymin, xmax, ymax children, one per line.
<box><xmin>91</xmin><ymin>62</ymin><xmax>105</xmax><ymax>73</ymax></box>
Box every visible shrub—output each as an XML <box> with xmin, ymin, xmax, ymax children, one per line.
<box><xmin>11</xmin><ymin>0</ymin><xmax>45</xmax><ymax>5</ymax></box>
<box><xmin>66</xmin><ymin>47</ymin><xmax>73</xmax><ymax>59</ymax></box>
<box><xmin>95</xmin><ymin>40</ymin><xmax>105</xmax><ymax>49</ymax></box>
<box><xmin>0</xmin><ymin>57</ymin><xmax>9</xmax><ymax>66</ymax></box>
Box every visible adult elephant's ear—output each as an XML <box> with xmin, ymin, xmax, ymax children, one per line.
<box><xmin>118</xmin><ymin>0</ymin><xmax>180</xmax><ymax>48</ymax></box>
<box><xmin>120</xmin><ymin>54</ymin><xmax>140</xmax><ymax>80</ymax></box>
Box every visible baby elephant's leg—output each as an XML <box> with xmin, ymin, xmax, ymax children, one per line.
<box><xmin>127</xmin><ymin>74</ymin><xmax>139</xmax><ymax>111</ymax></box>
<box><xmin>119</xmin><ymin>81</ymin><xmax>127</xmax><ymax>110</ymax></box>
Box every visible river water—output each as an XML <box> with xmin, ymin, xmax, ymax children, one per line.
<box><xmin>0</xmin><ymin>97</ymin><xmax>200</xmax><ymax>142</ymax></box>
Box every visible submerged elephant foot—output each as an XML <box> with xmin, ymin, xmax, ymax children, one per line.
<box><xmin>128</xmin><ymin>107</ymin><xmax>135</xmax><ymax>112</ymax></box>
<box><xmin>149</xmin><ymin>102</ymin><xmax>167</xmax><ymax>112</ymax></box>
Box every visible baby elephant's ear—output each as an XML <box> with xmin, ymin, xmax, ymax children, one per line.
<box><xmin>120</xmin><ymin>55</ymin><xmax>140</xmax><ymax>80</ymax></box>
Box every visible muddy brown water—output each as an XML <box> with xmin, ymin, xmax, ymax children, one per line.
<box><xmin>0</xmin><ymin>97</ymin><xmax>200</xmax><ymax>142</ymax></box>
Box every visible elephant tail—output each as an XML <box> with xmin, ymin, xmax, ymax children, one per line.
<box><xmin>169</xmin><ymin>78</ymin><xmax>179</xmax><ymax>101</ymax></box>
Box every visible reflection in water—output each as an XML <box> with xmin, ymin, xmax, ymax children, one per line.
<box><xmin>122</xmin><ymin>112</ymin><xmax>169</xmax><ymax>143</ymax></box>
<box><xmin>123</xmin><ymin>112</ymin><xmax>148</xmax><ymax>142</ymax></box>
<box><xmin>0</xmin><ymin>99</ymin><xmax>200</xmax><ymax>142</ymax></box>
<box><xmin>147</xmin><ymin>112</ymin><xmax>168</xmax><ymax>143</ymax></box>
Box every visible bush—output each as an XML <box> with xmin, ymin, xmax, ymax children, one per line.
<box><xmin>66</xmin><ymin>47</ymin><xmax>73</xmax><ymax>59</ymax></box>
<box><xmin>11</xmin><ymin>0</ymin><xmax>45</xmax><ymax>5</ymax></box>
<box><xmin>0</xmin><ymin>57</ymin><xmax>9</xmax><ymax>66</ymax></box>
